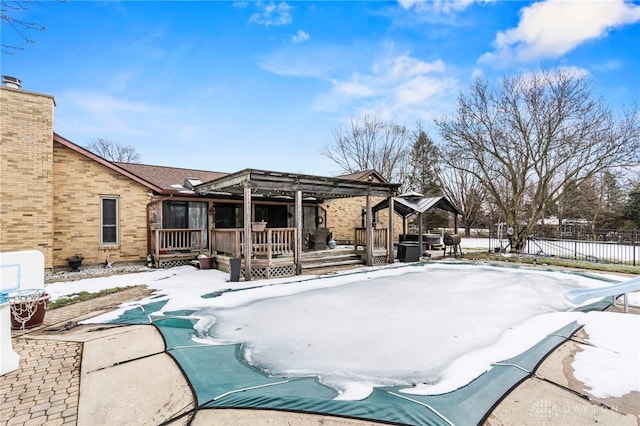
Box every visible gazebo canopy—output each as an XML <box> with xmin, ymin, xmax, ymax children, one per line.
<box><xmin>372</xmin><ymin>193</ymin><xmax>460</xmax><ymax>218</ymax></box>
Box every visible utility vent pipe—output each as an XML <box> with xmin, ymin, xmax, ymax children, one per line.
<box><xmin>2</xmin><ymin>76</ymin><xmax>22</xmax><ymax>89</ymax></box>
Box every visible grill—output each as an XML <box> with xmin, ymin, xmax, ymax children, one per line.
<box><xmin>443</xmin><ymin>234</ymin><xmax>461</xmax><ymax>246</ymax></box>
<box><xmin>443</xmin><ymin>233</ymin><xmax>463</xmax><ymax>258</ymax></box>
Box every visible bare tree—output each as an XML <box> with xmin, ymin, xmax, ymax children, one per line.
<box><xmin>436</xmin><ymin>69</ymin><xmax>640</xmax><ymax>251</ymax></box>
<box><xmin>439</xmin><ymin>154</ymin><xmax>486</xmax><ymax>237</ymax></box>
<box><xmin>86</xmin><ymin>138</ymin><xmax>141</xmax><ymax>163</ymax></box>
<box><xmin>322</xmin><ymin>114</ymin><xmax>411</xmax><ymax>184</ymax></box>
<box><xmin>1</xmin><ymin>1</ymin><xmax>47</xmax><ymax>54</ymax></box>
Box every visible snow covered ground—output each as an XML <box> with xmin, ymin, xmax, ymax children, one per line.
<box><xmin>43</xmin><ymin>261</ymin><xmax>640</xmax><ymax>402</ymax></box>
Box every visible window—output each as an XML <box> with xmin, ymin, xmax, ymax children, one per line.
<box><xmin>214</xmin><ymin>204</ymin><xmax>243</xmax><ymax>229</ymax></box>
<box><xmin>101</xmin><ymin>197</ymin><xmax>119</xmax><ymax>245</ymax></box>
<box><xmin>255</xmin><ymin>205</ymin><xmax>288</xmax><ymax>228</ymax></box>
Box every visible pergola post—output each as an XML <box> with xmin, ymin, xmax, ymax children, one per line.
<box><xmin>418</xmin><ymin>212</ymin><xmax>424</xmax><ymax>256</ymax></box>
<box><xmin>243</xmin><ymin>184</ymin><xmax>252</xmax><ymax>281</ymax></box>
<box><xmin>366</xmin><ymin>194</ymin><xmax>373</xmax><ymax>266</ymax></box>
<box><xmin>295</xmin><ymin>190</ymin><xmax>303</xmax><ymax>275</ymax></box>
<box><xmin>387</xmin><ymin>195</ymin><xmax>394</xmax><ymax>263</ymax></box>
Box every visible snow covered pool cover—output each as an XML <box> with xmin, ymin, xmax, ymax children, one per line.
<box><xmin>107</xmin><ymin>263</ymin><xmax>615</xmax><ymax>425</ymax></box>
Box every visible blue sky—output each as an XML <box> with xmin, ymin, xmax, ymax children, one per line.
<box><xmin>2</xmin><ymin>0</ymin><xmax>639</xmax><ymax>176</ymax></box>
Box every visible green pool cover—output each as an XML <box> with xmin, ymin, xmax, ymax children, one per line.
<box><xmin>109</xmin><ymin>278</ymin><xmax>611</xmax><ymax>425</ymax></box>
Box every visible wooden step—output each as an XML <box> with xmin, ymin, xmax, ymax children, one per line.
<box><xmin>301</xmin><ymin>248</ymin><xmax>365</xmax><ymax>271</ymax></box>
<box><xmin>302</xmin><ymin>258</ymin><xmax>365</xmax><ymax>270</ymax></box>
<box><xmin>301</xmin><ymin>248</ymin><xmax>355</xmax><ymax>258</ymax></box>
<box><xmin>302</xmin><ymin>253</ymin><xmax>360</xmax><ymax>262</ymax></box>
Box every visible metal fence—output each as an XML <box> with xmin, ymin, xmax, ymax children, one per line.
<box><xmin>531</xmin><ymin>225</ymin><xmax>639</xmax><ymax>245</ymax></box>
<box><xmin>525</xmin><ymin>228</ymin><xmax>639</xmax><ymax>266</ymax></box>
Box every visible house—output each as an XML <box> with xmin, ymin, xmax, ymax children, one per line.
<box><xmin>1</xmin><ymin>83</ymin><xmax>403</xmax><ymax>278</ymax></box>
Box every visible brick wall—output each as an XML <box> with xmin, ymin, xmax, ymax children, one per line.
<box><xmin>53</xmin><ymin>144</ymin><xmax>150</xmax><ymax>268</ymax></box>
<box><xmin>322</xmin><ymin>196</ymin><xmax>403</xmax><ymax>243</ymax></box>
<box><xmin>0</xmin><ymin>86</ymin><xmax>150</xmax><ymax>270</ymax></box>
<box><xmin>0</xmin><ymin>87</ymin><xmax>55</xmax><ymax>268</ymax></box>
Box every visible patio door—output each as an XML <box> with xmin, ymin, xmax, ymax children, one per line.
<box><xmin>162</xmin><ymin>201</ymin><xmax>209</xmax><ymax>246</ymax></box>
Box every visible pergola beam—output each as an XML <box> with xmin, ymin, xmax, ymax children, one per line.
<box><xmin>196</xmin><ymin>169</ymin><xmax>399</xmax><ymax>199</ymax></box>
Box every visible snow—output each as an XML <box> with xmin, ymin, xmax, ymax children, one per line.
<box><xmin>573</xmin><ymin>312</ymin><xmax>640</xmax><ymax>399</ymax></box>
<box><xmin>43</xmin><ymin>262</ymin><xmax>639</xmax><ymax>401</ymax></box>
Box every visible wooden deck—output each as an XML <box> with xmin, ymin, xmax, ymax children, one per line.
<box><xmin>211</xmin><ymin>228</ymin><xmax>296</xmax><ymax>258</ymax></box>
<box><xmin>152</xmin><ymin>227</ymin><xmax>390</xmax><ymax>277</ymax></box>
<box><xmin>211</xmin><ymin>228</ymin><xmax>297</xmax><ymax>279</ymax></box>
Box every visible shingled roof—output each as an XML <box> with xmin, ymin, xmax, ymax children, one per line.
<box><xmin>114</xmin><ymin>163</ymin><xmax>228</xmax><ymax>193</ymax></box>
<box><xmin>115</xmin><ymin>164</ymin><xmax>389</xmax><ymax>195</ymax></box>
<box><xmin>336</xmin><ymin>170</ymin><xmax>387</xmax><ymax>183</ymax></box>
<box><xmin>55</xmin><ymin>131</ymin><xmax>393</xmax><ymax>196</ymax></box>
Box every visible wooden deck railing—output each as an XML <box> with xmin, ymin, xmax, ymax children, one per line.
<box><xmin>210</xmin><ymin>229</ymin><xmax>243</xmax><ymax>258</ymax></box>
<box><xmin>354</xmin><ymin>227</ymin><xmax>388</xmax><ymax>251</ymax></box>
<box><xmin>211</xmin><ymin>228</ymin><xmax>296</xmax><ymax>259</ymax></box>
<box><xmin>153</xmin><ymin>229</ymin><xmax>205</xmax><ymax>265</ymax></box>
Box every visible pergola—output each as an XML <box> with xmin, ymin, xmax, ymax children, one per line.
<box><xmin>196</xmin><ymin>169</ymin><xmax>400</xmax><ymax>280</ymax></box>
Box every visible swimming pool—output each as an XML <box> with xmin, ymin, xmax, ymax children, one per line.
<box><xmin>104</xmin><ymin>262</ymin><xmax>615</xmax><ymax>425</ymax></box>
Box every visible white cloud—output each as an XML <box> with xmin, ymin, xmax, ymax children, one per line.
<box><xmin>259</xmin><ymin>44</ymin><xmax>353</xmax><ymax>79</ymax></box>
<box><xmin>60</xmin><ymin>90</ymin><xmax>170</xmax><ymax>136</ymax></box>
<box><xmin>317</xmin><ymin>52</ymin><xmax>458</xmax><ymax>122</ymax></box>
<box><xmin>481</xmin><ymin>0</ymin><xmax>640</xmax><ymax>64</ymax></box>
<box><xmin>593</xmin><ymin>58</ymin><xmax>623</xmax><ymax>72</ymax></box>
<box><xmin>387</xmin><ymin>56</ymin><xmax>445</xmax><ymax>79</ymax></box>
<box><xmin>292</xmin><ymin>29</ymin><xmax>309</xmax><ymax>43</ymax></box>
<box><xmin>249</xmin><ymin>2</ymin><xmax>292</xmax><ymax>27</ymax></box>
<box><xmin>398</xmin><ymin>0</ymin><xmax>493</xmax><ymax>14</ymax></box>
<box><xmin>260</xmin><ymin>41</ymin><xmax>460</xmax><ymax>123</ymax></box>
<box><xmin>395</xmin><ymin>75</ymin><xmax>449</xmax><ymax>106</ymax></box>
<box><xmin>470</xmin><ymin>68</ymin><xmax>484</xmax><ymax>80</ymax></box>
<box><xmin>331</xmin><ymin>79</ymin><xmax>378</xmax><ymax>98</ymax></box>
<box><xmin>517</xmin><ymin>66</ymin><xmax>591</xmax><ymax>89</ymax></box>
<box><xmin>68</xmin><ymin>91</ymin><xmax>154</xmax><ymax>115</ymax></box>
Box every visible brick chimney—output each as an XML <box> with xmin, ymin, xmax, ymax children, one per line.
<box><xmin>0</xmin><ymin>84</ymin><xmax>55</xmax><ymax>269</ymax></box>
